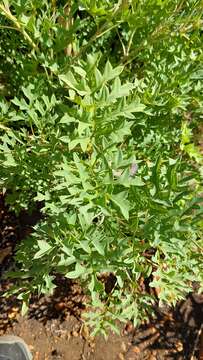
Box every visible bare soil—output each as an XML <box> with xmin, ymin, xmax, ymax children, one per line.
<box><xmin>0</xmin><ymin>193</ymin><xmax>202</xmax><ymax>360</ymax></box>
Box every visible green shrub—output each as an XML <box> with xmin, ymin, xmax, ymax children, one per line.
<box><xmin>0</xmin><ymin>0</ymin><xmax>202</xmax><ymax>336</ymax></box>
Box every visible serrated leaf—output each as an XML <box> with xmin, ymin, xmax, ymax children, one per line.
<box><xmin>43</xmin><ymin>274</ymin><xmax>56</xmax><ymax>295</ymax></box>
<box><xmin>65</xmin><ymin>263</ymin><xmax>86</xmax><ymax>279</ymax></box>
<box><xmin>110</xmin><ymin>78</ymin><xmax>134</xmax><ymax>101</ymax></box>
<box><xmin>69</xmin><ymin>137</ymin><xmax>90</xmax><ymax>152</ymax></box>
<box><xmin>11</xmin><ymin>97</ymin><xmax>28</xmax><ymax>110</ymax></box>
<box><xmin>20</xmin><ymin>14</ymin><xmax>30</xmax><ymax>26</ymax></box>
<box><xmin>21</xmin><ymin>301</ymin><xmax>29</xmax><ymax>316</ymax></box>
<box><xmin>151</xmin><ymin>156</ymin><xmax>162</xmax><ymax>193</ymax></box>
<box><xmin>103</xmin><ymin>61</ymin><xmax>123</xmax><ymax>82</ymax></box>
<box><xmin>123</xmin><ymin>102</ymin><xmax>146</xmax><ymax>114</ymax></box>
<box><xmin>34</xmin><ymin>192</ymin><xmax>46</xmax><ymax>201</ymax></box>
<box><xmin>92</xmin><ymin>236</ymin><xmax>105</xmax><ymax>256</ymax></box>
<box><xmin>110</xmin><ymin>192</ymin><xmax>130</xmax><ymax>220</ymax></box>
<box><xmin>79</xmin><ymin>240</ymin><xmax>91</xmax><ymax>254</ymax></box>
<box><xmin>61</xmin><ymin>245</ymin><xmax>73</xmax><ymax>256</ymax></box>
<box><xmin>94</xmin><ymin>68</ymin><xmax>103</xmax><ymax>87</ymax></box>
<box><xmin>34</xmin><ymin>240</ymin><xmax>52</xmax><ymax>259</ymax></box>
<box><xmin>22</xmin><ymin>85</ymin><xmax>34</xmax><ymax>102</ymax></box>
<box><xmin>117</xmin><ymin>170</ymin><xmax>144</xmax><ymax>187</ymax></box>
<box><xmin>78</xmin><ymin>121</ymin><xmax>90</xmax><ymax>136</ymax></box>
<box><xmin>60</xmin><ymin>136</ymin><xmax>69</xmax><ymax>144</ymax></box>
<box><xmin>59</xmin><ymin>73</ymin><xmax>88</xmax><ymax>96</ymax></box>
<box><xmin>73</xmin><ymin>66</ymin><xmax>86</xmax><ymax>78</ymax></box>
<box><xmin>4</xmin><ymin>153</ymin><xmax>17</xmax><ymax>167</ymax></box>
<box><xmin>58</xmin><ymin>255</ymin><xmax>76</xmax><ymax>267</ymax></box>
<box><xmin>108</xmin><ymin>102</ymin><xmax>146</xmax><ymax>122</ymax></box>
<box><xmin>131</xmin><ymin>176</ymin><xmax>145</xmax><ymax>186</ymax></box>
<box><xmin>60</xmin><ymin>114</ymin><xmax>76</xmax><ymax>124</ymax></box>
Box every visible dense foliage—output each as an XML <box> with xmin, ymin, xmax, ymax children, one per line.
<box><xmin>0</xmin><ymin>0</ymin><xmax>202</xmax><ymax>335</ymax></box>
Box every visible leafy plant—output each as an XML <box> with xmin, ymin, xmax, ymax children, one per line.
<box><xmin>0</xmin><ymin>0</ymin><xmax>202</xmax><ymax>336</ymax></box>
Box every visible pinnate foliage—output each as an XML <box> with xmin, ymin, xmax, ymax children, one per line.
<box><xmin>0</xmin><ymin>0</ymin><xmax>202</xmax><ymax>335</ymax></box>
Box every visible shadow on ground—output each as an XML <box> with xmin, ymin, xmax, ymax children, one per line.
<box><xmin>0</xmin><ymin>193</ymin><xmax>202</xmax><ymax>359</ymax></box>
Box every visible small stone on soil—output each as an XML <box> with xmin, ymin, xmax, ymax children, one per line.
<box><xmin>72</xmin><ymin>330</ymin><xmax>79</xmax><ymax>337</ymax></box>
<box><xmin>176</xmin><ymin>341</ymin><xmax>184</xmax><ymax>352</ymax></box>
<box><xmin>121</xmin><ymin>341</ymin><xmax>127</xmax><ymax>352</ymax></box>
<box><xmin>118</xmin><ymin>353</ymin><xmax>125</xmax><ymax>360</ymax></box>
<box><xmin>132</xmin><ymin>345</ymin><xmax>140</xmax><ymax>353</ymax></box>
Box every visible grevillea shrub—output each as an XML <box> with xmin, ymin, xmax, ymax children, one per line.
<box><xmin>0</xmin><ymin>0</ymin><xmax>202</xmax><ymax>335</ymax></box>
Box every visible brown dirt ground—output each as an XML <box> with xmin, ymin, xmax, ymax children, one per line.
<box><xmin>0</xmin><ymin>193</ymin><xmax>203</xmax><ymax>360</ymax></box>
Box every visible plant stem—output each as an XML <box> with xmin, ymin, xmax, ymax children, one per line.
<box><xmin>75</xmin><ymin>21</ymin><xmax>123</xmax><ymax>59</ymax></box>
<box><xmin>0</xmin><ymin>4</ymin><xmax>38</xmax><ymax>50</ymax></box>
<box><xmin>116</xmin><ymin>28</ymin><xmax>126</xmax><ymax>57</ymax></box>
<box><xmin>0</xmin><ymin>124</ymin><xmax>10</xmax><ymax>131</ymax></box>
<box><xmin>126</xmin><ymin>29</ymin><xmax>136</xmax><ymax>57</ymax></box>
<box><xmin>191</xmin><ymin>238</ymin><xmax>203</xmax><ymax>252</ymax></box>
<box><xmin>0</xmin><ymin>25</ymin><xmax>20</xmax><ymax>31</ymax></box>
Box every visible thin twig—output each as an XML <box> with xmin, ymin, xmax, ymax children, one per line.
<box><xmin>126</xmin><ymin>29</ymin><xmax>136</xmax><ymax>57</ymax></box>
<box><xmin>123</xmin><ymin>24</ymin><xmax>169</xmax><ymax>66</ymax></box>
<box><xmin>64</xmin><ymin>0</ymin><xmax>73</xmax><ymax>56</ymax></box>
<box><xmin>75</xmin><ymin>21</ymin><xmax>123</xmax><ymax>59</ymax></box>
<box><xmin>0</xmin><ymin>25</ymin><xmax>20</xmax><ymax>31</ymax></box>
<box><xmin>190</xmin><ymin>323</ymin><xmax>203</xmax><ymax>360</ymax></box>
<box><xmin>191</xmin><ymin>238</ymin><xmax>203</xmax><ymax>252</ymax></box>
<box><xmin>116</xmin><ymin>28</ymin><xmax>126</xmax><ymax>57</ymax></box>
<box><xmin>0</xmin><ymin>4</ymin><xmax>37</xmax><ymax>50</ymax></box>
<box><xmin>0</xmin><ymin>124</ymin><xmax>10</xmax><ymax>131</ymax></box>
